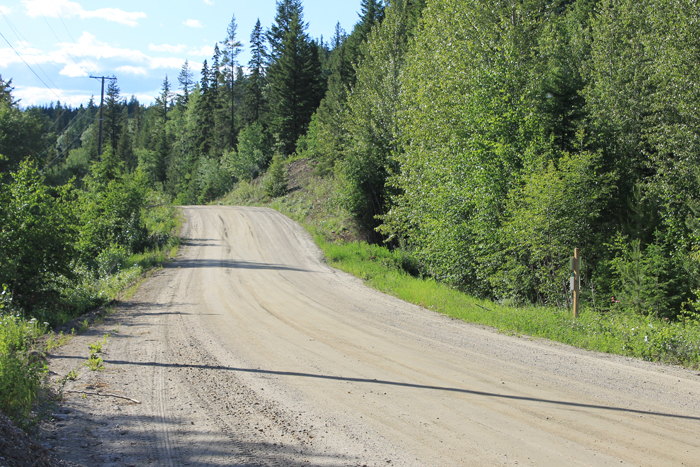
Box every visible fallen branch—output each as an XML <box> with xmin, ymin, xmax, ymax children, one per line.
<box><xmin>64</xmin><ymin>390</ymin><xmax>141</xmax><ymax>404</ymax></box>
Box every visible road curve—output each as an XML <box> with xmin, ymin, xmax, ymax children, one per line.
<box><xmin>51</xmin><ymin>206</ymin><xmax>700</xmax><ymax>466</ymax></box>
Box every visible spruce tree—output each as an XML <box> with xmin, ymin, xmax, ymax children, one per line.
<box><xmin>245</xmin><ymin>19</ymin><xmax>268</xmax><ymax>125</ymax></box>
<box><xmin>116</xmin><ymin>107</ymin><xmax>136</xmax><ymax>171</ymax></box>
<box><xmin>223</xmin><ymin>15</ymin><xmax>243</xmax><ymax>147</ymax></box>
<box><xmin>177</xmin><ymin>60</ymin><xmax>194</xmax><ymax>106</ymax></box>
<box><xmin>155</xmin><ymin>76</ymin><xmax>173</xmax><ymax>122</ymax></box>
<box><xmin>268</xmin><ymin>0</ymin><xmax>303</xmax><ymax>61</ymax></box>
<box><xmin>104</xmin><ymin>79</ymin><xmax>123</xmax><ymax>154</ymax></box>
<box><xmin>268</xmin><ymin>11</ymin><xmax>323</xmax><ymax>155</ymax></box>
<box><xmin>196</xmin><ymin>60</ymin><xmax>215</xmax><ymax>157</ymax></box>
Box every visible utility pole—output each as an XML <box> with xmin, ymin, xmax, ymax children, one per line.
<box><xmin>90</xmin><ymin>75</ymin><xmax>117</xmax><ymax>156</ymax></box>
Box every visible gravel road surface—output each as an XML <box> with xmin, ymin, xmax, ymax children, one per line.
<box><xmin>44</xmin><ymin>206</ymin><xmax>700</xmax><ymax>466</ymax></box>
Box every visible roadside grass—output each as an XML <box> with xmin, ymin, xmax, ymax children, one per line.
<box><xmin>0</xmin><ymin>315</ymin><xmax>48</xmax><ymax>430</ymax></box>
<box><xmin>0</xmin><ymin>200</ymin><xmax>183</xmax><ymax>430</ymax></box>
<box><xmin>318</xmin><ymin>238</ymin><xmax>700</xmax><ymax>368</ymax></box>
<box><xmin>220</xmin><ymin>158</ymin><xmax>700</xmax><ymax>369</ymax></box>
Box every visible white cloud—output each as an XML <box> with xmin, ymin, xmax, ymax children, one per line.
<box><xmin>59</xmin><ymin>32</ymin><xmax>150</xmax><ymax>63</ymax></box>
<box><xmin>0</xmin><ymin>6</ymin><xmax>12</xmax><ymax>14</ymax></box>
<box><xmin>59</xmin><ymin>60</ymin><xmax>98</xmax><ymax>77</ymax></box>
<box><xmin>149</xmin><ymin>57</ymin><xmax>186</xmax><ymax>70</ymax></box>
<box><xmin>149</xmin><ymin>43</ymin><xmax>186</xmax><ymax>53</ymax></box>
<box><xmin>203</xmin><ymin>0</ymin><xmax>214</xmax><ymax>4</ymax></box>
<box><xmin>1</xmin><ymin>31</ymin><xmax>186</xmax><ymax>79</ymax></box>
<box><xmin>191</xmin><ymin>45</ymin><xmax>214</xmax><ymax>57</ymax></box>
<box><xmin>23</xmin><ymin>0</ymin><xmax>146</xmax><ymax>27</ymax></box>
<box><xmin>117</xmin><ymin>65</ymin><xmax>147</xmax><ymax>75</ymax></box>
<box><xmin>183</xmin><ymin>19</ymin><xmax>202</xmax><ymax>28</ymax></box>
<box><xmin>14</xmin><ymin>85</ymin><xmax>94</xmax><ymax>107</ymax></box>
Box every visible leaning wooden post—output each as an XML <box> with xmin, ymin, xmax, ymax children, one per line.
<box><xmin>573</xmin><ymin>248</ymin><xmax>580</xmax><ymax>318</ymax></box>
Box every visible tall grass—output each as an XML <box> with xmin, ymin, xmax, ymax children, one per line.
<box><xmin>0</xmin><ymin>313</ymin><xmax>47</xmax><ymax>429</ymax></box>
<box><xmin>318</xmin><ymin>239</ymin><xmax>700</xmax><ymax>368</ymax></box>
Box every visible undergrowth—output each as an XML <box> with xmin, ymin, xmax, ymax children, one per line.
<box><xmin>0</xmin><ymin>202</ymin><xmax>182</xmax><ymax>430</ymax></box>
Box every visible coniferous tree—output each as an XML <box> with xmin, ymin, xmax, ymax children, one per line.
<box><xmin>223</xmin><ymin>15</ymin><xmax>243</xmax><ymax>147</ymax></box>
<box><xmin>104</xmin><ymin>79</ymin><xmax>123</xmax><ymax>153</ymax></box>
<box><xmin>116</xmin><ymin>107</ymin><xmax>136</xmax><ymax>171</ymax></box>
<box><xmin>268</xmin><ymin>11</ymin><xmax>323</xmax><ymax>155</ymax></box>
<box><xmin>268</xmin><ymin>0</ymin><xmax>303</xmax><ymax>61</ymax></box>
<box><xmin>155</xmin><ymin>76</ymin><xmax>173</xmax><ymax>122</ymax></box>
<box><xmin>245</xmin><ymin>19</ymin><xmax>268</xmax><ymax>125</ymax></box>
<box><xmin>196</xmin><ymin>60</ymin><xmax>215</xmax><ymax>158</ymax></box>
<box><xmin>178</xmin><ymin>60</ymin><xmax>195</xmax><ymax>106</ymax></box>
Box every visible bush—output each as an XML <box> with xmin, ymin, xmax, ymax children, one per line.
<box><xmin>264</xmin><ymin>154</ymin><xmax>288</xmax><ymax>198</ymax></box>
<box><xmin>0</xmin><ymin>160</ymin><xmax>77</xmax><ymax>310</ymax></box>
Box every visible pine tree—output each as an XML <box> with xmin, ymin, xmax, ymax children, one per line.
<box><xmin>268</xmin><ymin>11</ymin><xmax>323</xmax><ymax>155</ymax></box>
<box><xmin>245</xmin><ymin>19</ymin><xmax>268</xmax><ymax>125</ymax></box>
<box><xmin>155</xmin><ymin>76</ymin><xmax>173</xmax><ymax>122</ymax></box>
<box><xmin>268</xmin><ymin>0</ymin><xmax>303</xmax><ymax>61</ymax></box>
<box><xmin>104</xmin><ymin>79</ymin><xmax>123</xmax><ymax>153</ymax></box>
<box><xmin>177</xmin><ymin>60</ymin><xmax>194</xmax><ymax>105</ymax></box>
<box><xmin>196</xmin><ymin>60</ymin><xmax>215</xmax><ymax>157</ymax></box>
<box><xmin>222</xmin><ymin>15</ymin><xmax>243</xmax><ymax>148</ymax></box>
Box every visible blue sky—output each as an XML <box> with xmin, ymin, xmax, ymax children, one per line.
<box><xmin>0</xmin><ymin>0</ymin><xmax>362</xmax><ymax>107</ymax></box>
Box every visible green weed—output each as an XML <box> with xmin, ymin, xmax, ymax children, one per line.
<box><xmin>0</xmin><ymin>314</ymin><xmax>48</xmax><ymax>428</ymax></box>
<box><xmin>83</xmin><ymin>354</ymin><xmax>104</xmax><ymax>371</ymax></box>
<box><xmin>78</xmin><ymin>319</ymin><xmax>89</xmax><ymax>334</ymax></box>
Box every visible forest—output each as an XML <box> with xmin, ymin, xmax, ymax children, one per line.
<box><xmin>3</xmin><ymin>0</ymin><xmax>700</xmax><ymax>324</ymax></box>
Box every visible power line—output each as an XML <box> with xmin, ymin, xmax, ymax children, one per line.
<box><xmin>0</xmin><ymin>28</ymin><xmax>64</xmax><ymax>103</ymax></box>
<box><xmin>0</xmin><ymin>11</ymin><xmax>79</xmax><ymax>134</ymax></box>
<box><xmin>41</xmin><ymin>14</ymin><xmax>82</xmax><ymax>69</ymax></box>
<box><xmin>0</xmin><ymin>15</ymin><xmax>74</xmax><ymax>136</ymax></box>
<box><xmin>1</xmin><ymin>12</ymin><xmax>65</xmax><ymax>95</ymax></box>
<box><xmin>57</xmin><ymin>12</ymin><xmax>77</xmax><ymax>44</ymax></box>
<box><xmin>90</xmin><ymin>75</ymin><xmax>117</xmax><ymax>156</ymax></box>
<box><xmin>40</xmin><ymin>108</ymin><xmax>99</xmax><ymax>173</ymax></box>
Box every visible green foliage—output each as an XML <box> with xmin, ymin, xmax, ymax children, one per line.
<box><xmin>339</xmin><ymin>0</ymin><xmax>420</xmax><ymax>234</ymax></box>
<box><xmin>493</xmin><ymin>149</ymin><xmax>615</xmax><ymax>305</ymax></box>
<box><xmin>264</xmin><ymin>154</ymin><xmax>289</xmax><ymax>198</ymax></box>
<box><xmin>77</xmin><ymin>149</ymin><xmax>149</xmax><ymax>262</ymax></box>
<box><xmin>0</xmin><ymin>160</ymin><xmax>77</xmax><ymax>309</ymax></box>
<box><xmin>222</xmin><ymin>122</ymin><xmax>271</xmax><ymax>181</ymax></box>
<box><xmin>195</xmin><ymin>155</ymin><xmax>233</xmax><ymax>204</ymax></box>
<box><xmin>607</xmin><ymin>233</ymin><xmax>692</xmax><ymax>318</ymax></box>
<box><xmin>384</xmin><ymin>0</ymin><xmax>549</xmax><ymax>293</ymax></box>
<box><xmin>268</xmin><ymin>11</ymin><xmax>324</xmax><ymax>155</ymax></box>
<box><xmin>0</xmin><ymin>312</ymin><xmax>48</xmax><ymax>428</ymax></box>
<box><xmin>83</xmin><ymin>353</ymin><xmax>104</xmax><ymax>371</ymax></box>
<box><xmin>0</xmin><ymin>97</ymin><xmax>47</xmax><ymax>175</ymax></box>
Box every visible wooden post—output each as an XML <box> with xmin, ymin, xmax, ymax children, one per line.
<box><xmin>573</xmin><ymin>248</ymin><xmax>580</xmax><ymax>318</ymax></box>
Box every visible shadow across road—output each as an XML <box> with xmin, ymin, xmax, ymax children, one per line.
<box><xmin>83</xmin><ymin>358</ymin><xmax>700</xmax><ymax>423</ymax></box>
<box><xmin>164</xmin><ymin>258</ymin><xmax>314</xmax><ymax>272</ymax></box>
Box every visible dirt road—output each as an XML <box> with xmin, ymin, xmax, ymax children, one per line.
<box><xmin>44</xmin><ymin>206</ymin><xmax>700</xmax><ymax>466</ymax></box>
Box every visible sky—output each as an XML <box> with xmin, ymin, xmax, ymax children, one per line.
<box><xmin>0</xmin><ymin>0</ymin><xmax>363</xmax><ymax>108</ymax></box>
